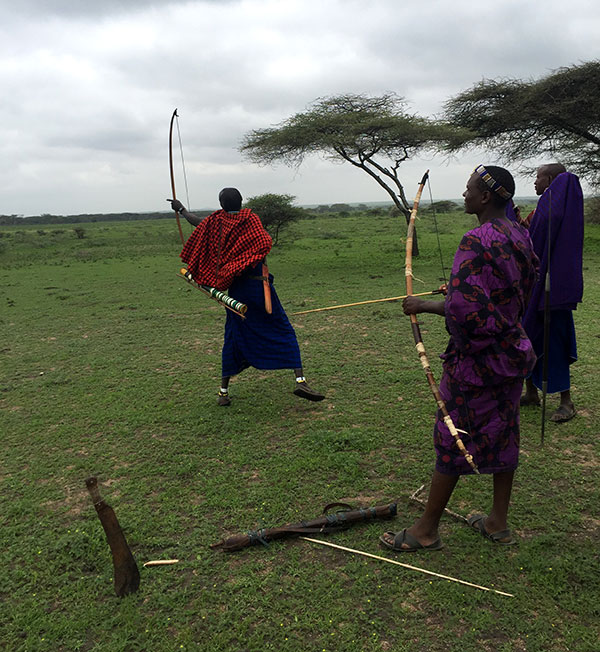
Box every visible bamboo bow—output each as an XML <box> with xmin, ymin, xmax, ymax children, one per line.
<box><xmin>168</xmin><ymin>109</ymin><xmax>246</xmax><ymax>319</ymax></box>
<box><xmin>169</xmin><ymin>108</ymin><xmax>186</xmax><ymax>247</ymax></box>
<box><xmin>405</xmin><ymin>171</ymin><xmax>478</xmax><ymax>473</ymax></box>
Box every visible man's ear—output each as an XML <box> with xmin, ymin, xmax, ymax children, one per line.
<box><xmin>481</xmin><ymin>189</ymin><xmax>493</xmax><ymax>205</ymax></box>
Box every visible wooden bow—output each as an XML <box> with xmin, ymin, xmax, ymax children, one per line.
<box><xmin>168</xmin><ymin>110</ymin><xmax>247</xmax><ymax>319</ymax></box>
<box><xmin>169</xmin><ymin>108</ymin><xmax>185</xmax><ymax>247</ymax></box>
<box><xmin>405</xmin><ymin>171</ymin><xmax>478</xmax><ymax>473</ymax></box>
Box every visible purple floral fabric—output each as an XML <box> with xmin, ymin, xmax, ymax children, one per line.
<box><xmin>435</xmin><ymin>218</ymin><xmax>539</xmax><ymax>475</ymax></box>
<box><xmin>435</xmin><ymin>376</ymin><xmax>524</xmax><ymax>475</ymax></box>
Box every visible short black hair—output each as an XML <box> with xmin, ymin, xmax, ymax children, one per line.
<box><xmin>219</xmin><ymin>187</ymin><xmax>243</xmax><ymax>212</ymax></box>
<box><xmin>475</xmin><ymin>165</ymin><xmax>515</xmax><ymax>207</ymax></box>
<box><xmin>540</xmin><ymin>163</ymin><xmax>566</xmax><ymax>181</ymax></box>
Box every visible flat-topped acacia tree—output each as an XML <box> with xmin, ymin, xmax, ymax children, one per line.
<box><xmin>240</xmin><ymin>93</ymin><xmax>463</xmax><ymax>255</ymax></box>
<box><xmin>444</xmin><ymin>61</ymin><xmax>600</xmax><ymax>187</ymax></box>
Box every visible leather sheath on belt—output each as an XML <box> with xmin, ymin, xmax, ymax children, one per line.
<box><xmin>262</xmin><ymin>263</ymin><xmax>272</xmax><ymax>314</ymax></box>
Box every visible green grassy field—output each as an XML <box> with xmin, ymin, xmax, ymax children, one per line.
<box><xmin>1</xmin><ymin>211</ymin><xmax>599</xmax><ymax>652</ymax></box>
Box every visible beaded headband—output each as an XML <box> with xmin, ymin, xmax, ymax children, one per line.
<box><xmin>474</xmin><ymin>165</ymin><xmax>513</xmax><ymax>200</ymax></box>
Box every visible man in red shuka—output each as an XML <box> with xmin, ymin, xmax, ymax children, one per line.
<box><xmin>169</xmin><ymin>188</ymin><xmax>325</xmax><ymax>406</ymax></box>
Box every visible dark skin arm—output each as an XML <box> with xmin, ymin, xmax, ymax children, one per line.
<box><xmin>403</xmin><ymin>296</ymin><xmax>446</xmax><ymax>316</ymax></box>
<box><xmin>167</xmin><ymin>199</ymin><xmax>202</xmax><ymax>227</ymax></box>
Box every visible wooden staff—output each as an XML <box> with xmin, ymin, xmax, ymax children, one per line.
<box><xmin>291</xmin><ymin>289</ymin><xmax>442</xmax><ymax>316</ymax></box>
<box><xmin>301</xmin><ymin>537</ymin><xmax>514</xmax><ymax>597</ymax></box>
<box><xmin>540</xmin><ymin>189</ymin><xmax>552</xmax><ymax>446</ymax></box>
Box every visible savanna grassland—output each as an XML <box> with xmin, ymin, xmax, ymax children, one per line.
<box><xmin>1</xmin><ymin>209</ymin><xmax>599</xmax><ymax>652</ymax></box>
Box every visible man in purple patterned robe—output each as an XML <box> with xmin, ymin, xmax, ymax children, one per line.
<box><xmin>520</xmin><ymin>165</ymin><xmax>584</xmax><ymax>422</ymax></box>
<box><xmin>380</xmin><ymin>166</ymin><xmax>538</xmax><ymax>552</ymax></box>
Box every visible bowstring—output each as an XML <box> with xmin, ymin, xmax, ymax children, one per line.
<box><xmin>175</xmin><ymin>113</ymin><xmax>191</xmax><ymax>211</ymax></box>
<box><xmin>427</xmin><ymin>176</ymin><xmax>448</xmax><ymax>286</ymax></box>
<box><xmin>427</xmin><ymin>176</ymin><xmax>474</xmax><ymax>444</ymax></box>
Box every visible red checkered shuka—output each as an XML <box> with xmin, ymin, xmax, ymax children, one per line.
<box><xmin>180</xmin><ymin>209</ymin><xmax>272</xmax><ymax>290</ymax></box>
<box><xmin>522</xmin><ymin>210</ymin><xmax>535</xmax><ymax>229</ymax></box>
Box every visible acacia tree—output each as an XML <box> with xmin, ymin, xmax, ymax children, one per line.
<box><xmin>241</xmin><ymin>94</ymin><xmax>463</xmax><ymax>254</ymax></box>
<box><xmin>245</xmin><ymin>193</ymin><xmax>304</xmax><ymax>244</ymax></box>
<box><xmin>444</xmin><ymin>61</ymin><xmax>600</xmax><ymax>187</ymax></box>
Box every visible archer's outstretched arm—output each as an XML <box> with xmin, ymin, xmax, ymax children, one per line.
<box><xmin>167</xmin><ymin>199</ymin><xmax>202</xmax><ymax>227</ymax></box>
<box><xmin>403</xmin><ymin>297</ymin><xmax>446</xmax><ymax>317</ymax></box>
<box><xmin>180</xmin><ymin>207</ymin><xmax>202</xmax><ymax>227</ymax></box>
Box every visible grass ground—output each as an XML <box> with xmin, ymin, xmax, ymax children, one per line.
<box><xmin>1</xmin><ymin>211</ymin><xmax>599</xmax><ymax>651</ymax></box>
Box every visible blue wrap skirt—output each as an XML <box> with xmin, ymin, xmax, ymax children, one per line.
<box><xmin>221</xmin><ymin>262</ymin><xmax>302</xmax><ymax>376</ymax></box>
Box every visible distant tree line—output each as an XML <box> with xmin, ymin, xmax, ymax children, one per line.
<box><xmin>0</xmin><ymin>210</ymin><xmax>212</xmax><ymax>226</ymax></box>
<box><xmin>0</xmin><ymin>200</ymin><xmax>467</xmax><ymax>229</ymax></box>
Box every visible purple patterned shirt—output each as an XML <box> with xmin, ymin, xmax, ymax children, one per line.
<box><xmin>441</xmin><ymin>218</ymin><xmax>539</xmax><ymax>389</ymax></box>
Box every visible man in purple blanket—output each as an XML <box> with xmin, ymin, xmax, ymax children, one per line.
<box><xmin>520</xmin><ymin>165</ymin><xmax>584</xmax><ymax>423</ymax></box>
<box><xmin>380</xmin><ymin>166</ymin><xmax>538</xmax><ymax>551</ymax></box>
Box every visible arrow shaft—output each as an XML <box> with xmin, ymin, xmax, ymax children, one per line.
<box><xmin>291</xmin><ymin>290</ymin><xmax>441</xmax><ymax>315</ymax></box>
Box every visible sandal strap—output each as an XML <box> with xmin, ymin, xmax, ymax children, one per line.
<box><xmin>487</xmin><ymin>529</ymin><xmax>513</xmax><ymax>543</ymax></box>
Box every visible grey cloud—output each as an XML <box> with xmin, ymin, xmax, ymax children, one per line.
<box><xmin>1</xmin><ymin>0</ymin><xmax>599</xmax><ymax>215</ymax></box>
<box><xmin>7</xmin><ymin>0</ymin><xmax>233</xmax><ymax>19</ymax></box>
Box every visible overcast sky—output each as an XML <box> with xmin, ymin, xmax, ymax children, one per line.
<box><xmin>1</xmin><ymin>0</ymin><xmax>599</xmax><ymax>216</ymax></box>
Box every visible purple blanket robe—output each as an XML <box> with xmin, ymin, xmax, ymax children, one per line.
<box><xmin>521</xmin><ymin>172</ymin><xmax>583</xmax><ymax>390</ymax></box>
<box><xmin>524</xmin><ymin>172</ymin><xmax>584</xmax><ymax>317</ymax></box>
<box><xmin>505</xmin><ymin>200</ymin><xmax>518</xmax><ymax>222</ymax></box>
<box><xmin>435</xmin><ymin>218</ymin><xmax>538</xmax><ymax>475</ymax></box>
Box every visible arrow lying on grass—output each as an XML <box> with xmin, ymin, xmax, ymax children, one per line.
<box><xmin>301</xmin><ymin>537</ymin><xmax>514</xmax><ymax>597</ymax></box>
